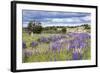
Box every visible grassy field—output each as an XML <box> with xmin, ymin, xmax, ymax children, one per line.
<box><xmin>22</xmin><ymin>27</ymin><xmax>91</xmax><ymax>63</ymax></box>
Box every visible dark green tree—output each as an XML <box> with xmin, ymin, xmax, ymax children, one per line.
<box><xmin>28</xmin><ymin>20</ymin><xmax>43</xmax><ymax>34</ymax></box>
<box><xmin>84</xmin><ymin>24</ymin><xmax>90</xmax><ymax>29</ymax></box>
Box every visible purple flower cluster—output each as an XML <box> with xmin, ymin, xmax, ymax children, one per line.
<box><xmin>24</xmin><ymin>50</ymin><xmax>33</xmax><ymax>57</ymax></box>
<box><xmin>49</xmin><ymin>35</ymin><xmax>66</xmax><ymax>42</ymax></box>
<box><xmin>39</xmin><ymin>37</ymin><xmax>49</xmax><ymax>43</ymax></box>
<box><xmin>22</xmin><ymin>41</ymin><xmax>27</xmax><ymax>49</ymax></box>
<box><xmin>48</xmin><ymin>35</ymin><xmax>67</xmax><ymax>52</ymax></box>
<box><xmin>23</xmin><ymin>32</ymin><xmax>90</xmax><ymax>61</ymax></box>
<box><xmin>68</xmin><ymin>38</ymin><xmax>86</xmax><ymax>50</ymax></box>
<box><xmin>30</xmin><ymin>41</ymin><xmax>38</xmax><ymax>48</ymax></box>
<box><xmin>38</xmin><ymin>35</ymin><xmax>66</xmax><ymax>45</ymax></box>
<box><xmin>50</xmin><ymin>41</ymin><xmax>62</xmax><ymax>52</ymax></box>
<box><xmin>68</xmin><ymin>33</ymin><xmax>90</xmax><ymax>40</ymax></box>
<box><xmin>73</xmin><ymin>52</ymin><xmax>79</xmax><ymax>60</ymax></box>
<box><xmin>49</xmin><ymin>33</ymin><xmax>90</xmax><ymax>60</ymax></box>
<box><xmin>72</xmin><ymin>49</ymin><xmax>83</xmax><ymax>60</ymax></box>
<box><xmin>67</xmin><ymin>33</ymin><xmax>90</xmax><ymax>60</ymax></box>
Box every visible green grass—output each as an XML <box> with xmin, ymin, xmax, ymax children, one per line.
<box><xmin>23</xmin><ymin>49</ymin><xmax>73</xmax><ymax>63</ymax></box>
<box><xmin>22</xmin><ymin>32</ymin><xmax>91</xmax><ymax>63</ymax></box>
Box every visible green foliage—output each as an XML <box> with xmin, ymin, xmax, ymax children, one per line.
<box><xmin>22</xmin><ymin>32</ymin><xmax>91</xmax><ymax>63</ymax></box>
<box><xmin>23</xmin><ymin>48</ymin><xmax>72</xmax><ymax>63</ymax></box>
<box><xmin>28</xmin><ymin>20</ymin><xmax>43</xmax><ymax>34</ymax></box>
<box><xmin>27</xmin><ymin>21</ymin><xmax>33</xmax><ymax>35</ymax></box>
<box><xmin>32</xmin><ymin>25</ymin><xmax>43</xmax><ymax>34</ymax></box>
<box><xmin>82</xmin><ymin>24</ymin><xmax>91</xmax><ymax>29</ymax></box>
<box><xmin>28</xmin><ymin>21</ymin><xmax>33</xmax><ymax>31</ymax></box>
<box><xmin>61</xmin><ymin>27</ymin><xmax>66</xmax><ymax>33</ymax></box>
<box><xmin>23</xmin><ymin>23</ymin><xmax>91</xmax><ymax>63</ymax></box>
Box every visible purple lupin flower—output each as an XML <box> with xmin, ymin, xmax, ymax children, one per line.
<box><xmin>50</xmin><ymin>41</ymin><xmax>61</xmax><ymax>53</ymax></box>
<box><xmin>72</xmin><ymin>51</ymin><xmax>79</xmax><ymax>60</ymax></box>
<box><xmin>76</xmin><ymin>33</ymin><xmax>91</xmax><ymax>41</ymax></box>
<box><xmin>30</xmin><ymin>41</ymin><xmax>38</xmax><ymax>48</ymax></box>
<box><xmin>72</xmin><ymin>48</ymin><xmax>79</xmax><ymax>60</ymax></box>
<box><xmin>24</xmin><ymin>50</ymin><xmax>33</xmax><ymax>57</ymax></box>
<box><xmin>39</xmin><ymin>37</ymin><xmax>49</xmax><ymax>43</ymax></box>
<box><xmin>68</xmin><ymin>40</ymin><xmax>76</xmax><ymax>50</ymax></box>
<box><xmin>68</xmin><ymin>37</ymin><xmax>87</xmax><ymax>50</ymax></box>
<box><xmin>22</xmin><ymin>41</ymin><xmax>27</xmax><ymax>49</ymax></box>
<box><xmin>49</xmin><ymin>35</ymin><xmax>63</xmax><ymax>42</ymax></box>
<box><xmin>72</xmin><ymin>48</ymin><xmax>83</xmax><ymax>60</ymax></box>
<box><xmin>79</xmin><ymin>41</ymin><xmax>86</xmax><ymax>49</ymax></box>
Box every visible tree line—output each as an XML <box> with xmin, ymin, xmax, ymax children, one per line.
<box><xmin>26</xmin><ymin>20</ymin><xmax>66</xmax><ymax>34</ymax></box>
<box><xmin>24</xmin><ymin>20</ymin><xmax>90</xmax><ymax>34</ymax></box>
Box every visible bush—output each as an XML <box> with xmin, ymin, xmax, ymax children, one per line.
<box><xmin>82</xmin><ymin>24</ymin><xmax>90</xmax><ymax>29</ymax></box>
<box><xmin>61</xmin><ymin>27</ymin><xmax>66</xmax><ymax>33</ymax></box>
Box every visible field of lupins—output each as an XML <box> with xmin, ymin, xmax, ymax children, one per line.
<box><xmin>22</xmin><ymin>32</ymin><xmax>91</xmax><ymax>63</ymax></box>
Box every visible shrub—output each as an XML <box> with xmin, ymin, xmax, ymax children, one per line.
<box><xmin>61</xmin><ymin>27</ymin><xmax>66</xmax><ymax>33</ymax></box>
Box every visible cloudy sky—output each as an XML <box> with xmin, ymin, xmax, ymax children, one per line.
<box><xmin>22</xmin><ymin>10</ymin><xmax>91</xmax><ymax>27</ymax></box>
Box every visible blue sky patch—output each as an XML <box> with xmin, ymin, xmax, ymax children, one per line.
<box><xmin>22</xmin><ymin>10</ymin><xmax>91</xmax><ymax>27</ymax></box>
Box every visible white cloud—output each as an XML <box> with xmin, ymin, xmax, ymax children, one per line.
<box><xmin>22</xmin><ymin>22</ymin><xmax>29</xmax><ymax>27</ymax></box>
<box><xmin>48</xmin><ymin>17</ymin><xmax>82</xmax><ymax>23</ymax></box>
<box><xmin>81</xmin><ymin>15</ymin><xmax>91</xmax><ymax>21</ymax></box>
<box><xmin>51</xmin><ymin>18</ymin><xmax>66</xmax><ymax>22</ymax></box>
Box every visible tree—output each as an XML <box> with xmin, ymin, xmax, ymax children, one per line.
<box><xmin>28</xmin><ymin>20</ymin><xmax>43</xmax><ymax>34</ymax></box>
<box><xmin>33</xmin><ymin>24</ymin><xmax>43</xmax><ymax>33</ymax></box>
<box><xmin>84</xmin><ymin>24</ymin><xmax>90</xmax><ymax>29</ymax></box>
<box><xmin>81</xmin><ymin>24</ymin><xmax>90</xmax><ymax>29</ymax></box>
